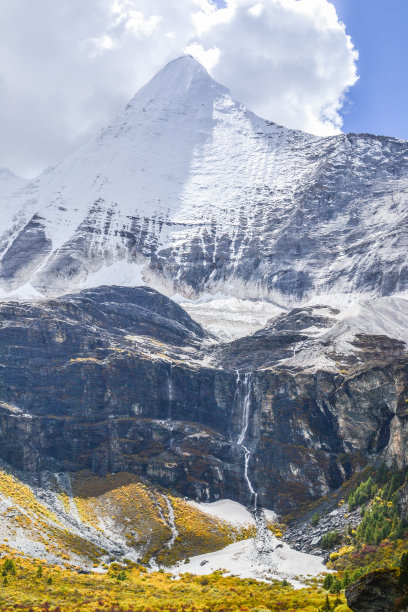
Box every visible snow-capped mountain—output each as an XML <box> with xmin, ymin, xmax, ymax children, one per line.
<box><xmin>1</xmin><ymin>55</ymin><xmax>408</xmax><ymax>303</ymax></box>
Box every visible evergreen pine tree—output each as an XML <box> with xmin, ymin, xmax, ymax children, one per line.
<box><xmin>329</xmin><ymin>577</ymin><xmax>342</xmax><ymax>594</ymax></box>
<box><xmin>342</xmin><ymin>570</ymin><xmax>351</xmax><ymax>588</ymax></box>
<box><xmin>323</xmin><ymin>574</ymin><xmax>334</xmax><ymax>590</ymax></box>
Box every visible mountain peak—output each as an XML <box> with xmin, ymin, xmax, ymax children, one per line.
<box><xmin>153</xmin><ymin>54</ymin><xmax>213</xmax><ymax>83</ymax></box>
<box><xmin>127</xmin><ymin>55</ymin><xmax>229</xmax><ymax>114</ymax></box>
<box><xmin>164</xmin><ymin>54</ymin><xmax>208</xmax><ymax>71</ymax></box>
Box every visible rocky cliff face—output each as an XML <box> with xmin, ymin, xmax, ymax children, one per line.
<box><xmin>1</xmin><ymin>286</ymin><xmax>407</xmax><ymax>514</ymax></box>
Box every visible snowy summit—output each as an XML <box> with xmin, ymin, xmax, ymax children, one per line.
<box><xmin>0</xmin><ymin>55</ymin><xmax>407</xmax><ymax>307</ymax></box>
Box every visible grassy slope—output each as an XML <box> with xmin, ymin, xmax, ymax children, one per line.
<box><xmin>0</xmin><ymin>467</ymin><xmax>253</xmax><ymax>568</ymax></box>
<box><xmin>0</xmin><ymin>556</ymin><xmax>350</xmax><ymax>611</ymax></box>
<box><xmin>71</xmin><ymin>471</ymin><xmax>253</xmax><ymax>565</ymax></box>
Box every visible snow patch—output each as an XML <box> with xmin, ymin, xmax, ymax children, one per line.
<box><xmin>8</xmin><ymin>283</ymin><xmax>44</xmax><ymax>300</ymax></box>
<box><xmin>188</xmin><ymin>499</ymin><xmax>258</xmax><ymax>526</ymax></box>
<box><xmin>178</xmin><ymin>296</ymin><xmax>284</xmax><ymax>340</ymax></box>
<box><xmin>85</xmin><ymin>260</ymin><xmax>145</xmax><ymax>289</ymax></box>
<box><xmin>170</xmin><ymin>537</ymin><xmax>326</xmax><ymax>586</ymax></box>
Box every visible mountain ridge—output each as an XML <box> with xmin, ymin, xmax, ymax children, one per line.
<box><xmin>1</xmin><ymin>55</ymin><xmax>407</xmax><ymax>305</ymax></box>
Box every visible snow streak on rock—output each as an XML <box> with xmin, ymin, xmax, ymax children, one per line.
<box><xmin>164</xmin><ymin>495</ymin><xmax>179</xmax><ymax>550</ymax></box>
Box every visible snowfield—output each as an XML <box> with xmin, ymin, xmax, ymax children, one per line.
<box><xmin>187</xmin><ymin>499</ymin><xmax>277</xmax><ymax>526</ymax></box>
<box><xmin>177</xmin><ymin>294</ymin><xmax>285</xmax><ymax>340</ymax></box>
<box><xmin>170</xmin><ymin>537</ymin><xmax>327</xmax><ymax>586</ymax></box>
<box><xmin>180</xmin><ymin>500</ymin><xmax>323</xmax><ymax>586</ymax></box>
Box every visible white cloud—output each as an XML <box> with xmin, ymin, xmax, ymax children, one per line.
<box><xmin>248</xmin><ymin>3</ymin><xmax>264</xmax><ymax>17</ymax></box>
<box><xmin>184</xmin><ymin>42</ymin><xmax>220</xmax><ymax>71</ymax></box>
<box><xmin>88</xmin><ymin>35</ymin><xmax>116</xmax><ymax>57</ymax></box>
<box><xmin>0</xmin><ymin>0</ymin><xmax>357</xmax><ymax>177</ymax></box>
<box><xmin>201</xmin><ymin>0</ymin><xmax>358</xmax><ymax>135</ymax></box>
<box><xmin>123</xmin><ymin>11</ymin><xmax>163</xmax><ymax>36</ymax></box>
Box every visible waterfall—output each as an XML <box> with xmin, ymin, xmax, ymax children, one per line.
<box><xmin>167</xmin><ymin>363</ymin><xmax>174</xmax><ymax>448</ymax></box>
<box><xmin>237</xmin><ymin>372</ymin><xmax>251</xmax><ymax>445</ymax></box>
<box><xmin>235</xmin><ymin>373</ymin><xmax>279</xmax><ymax>561</ymax></box>
<box><xmin>167</xmin><ymin>363</ymin><xmax>173</xmax><ymax>420</ymax></box>
<box><xmin>236</xmin><ymin>372</ymin><xmax>258</xmax><ymax>510</ymax></box>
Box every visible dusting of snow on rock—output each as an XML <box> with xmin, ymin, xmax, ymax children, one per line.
<box><xmin>327</xmin><ymin>297</ymin><xmax>408</xmax><ymax>345</ymax></box>
<box><xmin>281</xmin><ymin>297</ymin><xmax>408</xmax><ymax>372</ymax></box>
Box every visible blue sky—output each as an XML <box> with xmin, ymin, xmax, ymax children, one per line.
<box><xmin>332</xmin><ymin>0</ymin><xmax>408</xmax><ymax>139</ymax></box>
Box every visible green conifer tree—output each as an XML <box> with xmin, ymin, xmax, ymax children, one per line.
<box><xmin>329</xmin><ymin>577</ymin><xmax>342</xmax><ymax>595</ymax></box>
<box><xmin>321</xmin><ymin>594</ymin><xmax>331</xmax><ymax>611</ymax></box>
<box><xmin>323</xmin><ymin>574</ymin><xmax>334</xmax><ymax>590</ymax></box>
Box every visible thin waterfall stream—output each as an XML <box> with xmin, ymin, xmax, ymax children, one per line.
<box><xmin>167</xmin><ymin>363</ymin><xmax>174</xmax><ymax>448</ymax></box>
<box><xmin>167</xmin><ymin>363</ymin><xmax>173</xmax><ymax>419</ymax></box>
<box><xmin>236</xmin><ymin>372</ymin><xmax>258</xmax><ymax>509</ymax></box>
<box><xmin>235</xmin><ymin>371</ymin><xmax>276</xmax><ymax>557</ymax></box>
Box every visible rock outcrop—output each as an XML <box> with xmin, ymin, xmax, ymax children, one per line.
<box><xmin>345</xmin><ymin>569</ymin><xmax>401</xmax><ymax>611</ymax></box>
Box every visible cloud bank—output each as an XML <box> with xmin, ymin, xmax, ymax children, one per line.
<box><xmin>0</xmin><ymin>0</ymin><xmax>358</xmax><ymax>177</ymax></box>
